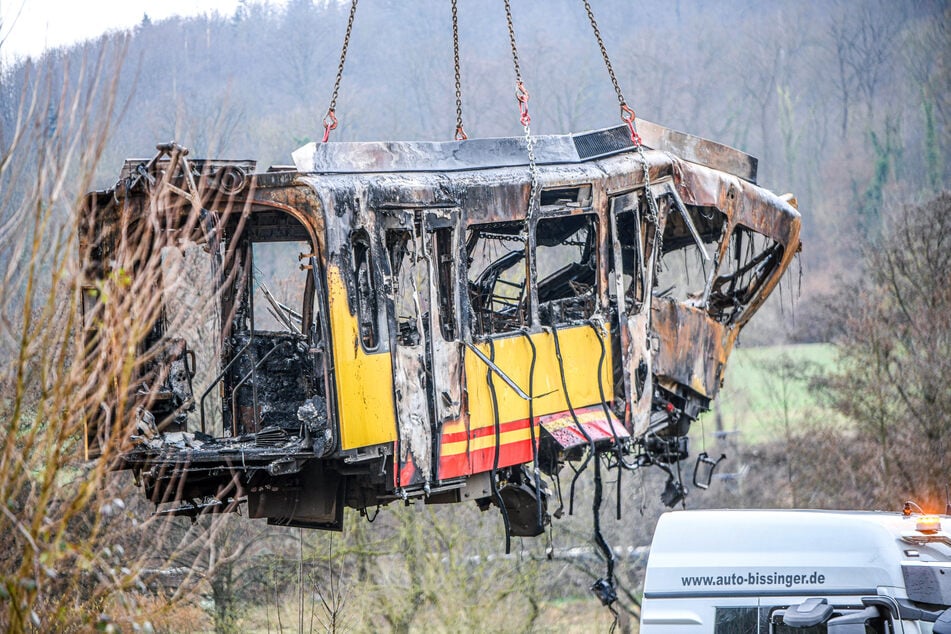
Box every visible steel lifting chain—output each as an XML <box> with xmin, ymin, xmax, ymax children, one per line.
<box><xmin>452</xmin><ymin>0</ymin><xmax>468</xmax><ymax>140</ymax></box>
<box><xmin>581</xmin><ymin>0</ymin><xmax>661</xmax><ymax>256</ymax></box>
<box><xmin>503</xmin><ymin>0</ymin><xmax>539</xmax><ymax>220</ymax></box>
<box><xmin>322</xmin><ymin>0</ymin><xmax>359</xmax><ymax>143</ymax></box>
<box><xmin>582</xmin><ymin>0</ymin><xmax>641</xmax><ymax>147</ymax></box>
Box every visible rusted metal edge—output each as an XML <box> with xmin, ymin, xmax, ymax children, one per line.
<box><xmin>635</xmin><ymin>120</ymin><xmax>758</xmax><ymax>184</ymax></box>
<box><xmin>291</xmin><ymin>121</ymin><xmax>757</xmax><ymax>183</ymax></box>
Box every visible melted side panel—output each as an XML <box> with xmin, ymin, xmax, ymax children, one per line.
<box><xmin>326</xmin><ymin>265</ymin><xmax>397</xmax><ymax>450</ymax></box>
<box><xmin>651</xmin><ymin>299</ymin><xmax>729</xmax><ymax>400</ymax></box>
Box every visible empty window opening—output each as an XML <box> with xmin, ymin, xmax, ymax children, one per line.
<box><xmin>432</xmin><ymin>228</ymin><xmax>456</xmax><ymax>341</ymax></box>
<box><xmin>159</xmin><ymin>241</ymin><xmax>221</xmax><ymax>428</ymax></box>
<box><xmin>387</xmin><ymin>229</ymin><xmax>430</xmax><ymax>347</ymax></box>
<box><xmin>708</xmin><ymin>225</ymin><xmax>784</xmax><ymax>324</ymax></box>
<box><xmin>540</xmin><ymin>184</ymin><xmax>592</xmax><ymax>209</ymax></box>
<box><xmin>351</xmin><ymin>231</ymin><xmax>379</xmax><ymax>349</ymax></box>
<box><xmin>251</xmin><ymin>240</ymin><xmax>310</xmax><ymax>333</ymax></box>
<box><xmin>220</xmin><ymin>214</ymin><xmax>324</xmax><ymax>437</ymax></box>
<box><xmin>612</xmin><ymin>192</ymin><xmax>653</xmax><ymax>314</ymax></box>
<box><xmin>657</xmin><ymin>203</ymin><xmax>725</xmax><ymax>305</ymax></box>
<box><xmin>466</xmin><ymin>221</ymin><xmax>527</xmax><ymax>336</ymax></box>
<box><xmin>535</xmin><ymin>214</ymin><xmax>599</xmax><ymax>326</ymax></box>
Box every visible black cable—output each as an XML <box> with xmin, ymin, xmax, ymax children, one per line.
<box><xmin>588</xmin><ymin>320</ymin><xmax>623</xmax><ymax>521</ymax></box>
<box><xmin>551</xmin><ymin>325</ymin><xmax>594</xmax><ymax>516</ymax></box>
<box><xmin>486</xmin><ymin>338</ymin><xmax>512</xmax><ymax>553</ymax></box>
<box><xmin>519</xmin><ymin>328</ymin><xmax>543</xmax><ymax>531</ymax></box>
<box><xmin>593</xmin><ymin>453</ymin><xmax>615</xmax><ymax>587</ymax></box>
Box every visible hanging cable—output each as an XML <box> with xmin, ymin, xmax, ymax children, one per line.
<box><xmin>551</xmin><ymin>325</ymin><xmax>595</xmax><ymax>516</ymax></box>
<box><xmin>519</xmin><ymin>328</ymin><xmax>544</xmax><ymax>532</ymax></box>
<box><xmin>451</xmin><ymin>0</ymin><xmax>468</xmax><ymax>140</ymax></box>
<box><xmin>503</xmin><ymin>0</ymin><xmax>540</xmax><ymax>220</ymax></box>
<box><xmin>321</xmin><ymin>0</ymin><xmax>359</xmax><ymax>143</ymax></box>
<box><xmin>486</xmin><ymin>338</ymin><xmax>512</xmax><ymax>554</ymax></box>
<box><xmin>588</xmin><ymin>319</ymin><xmax>624</xmax><ymax>521</ymax></box>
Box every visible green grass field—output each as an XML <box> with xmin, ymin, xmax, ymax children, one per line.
<box><xmin>692</xmin><ymin>342</ymin><xmax>845</xmax><ymax>447</ymax></box>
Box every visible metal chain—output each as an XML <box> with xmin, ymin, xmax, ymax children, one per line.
<box><xmin>503</xmin><ymin>0</ymin><xmax>539</xmax><ymax>220</ymax></box>
<box><xmin>504</xmin><ymin>0</ymin><xmax>523</xmax><ymax>85</ymax></box>
<box><xmin>523</xmin><ymin>124</ymin><xmax>539</xmax><ymax>219</ymax></box>
<box><xmin>452</xmin><ymin>0</ymin><xmax>467</xmax><ymax>140</ymax></box>
<box><xmin>583</xmin><ymin>0</ymin><xmax>624</xmax><ymax>107</ymax></box>
<box><xmin>638</xmin><ymin>144</ymin><xmax>664</xmax><ymax>267</ymax></box>
<box><xmin>581</xmin><ymin>0</ymin><xmax>641</xmax><ymax>146</ymax></box>
<box><xmin>322</xmin><ymin>0</ymin><xmax>359</xmax><ymax>143</ymax></box>
<box><xmin>638</xmin><ymin>147</ymin><xmax>660</xmax><ymax>227</ymax></box>
<box><xmin>581</xmin><ymin>1</ymin><xmax>659</xmax><ymax>262</ymax></box>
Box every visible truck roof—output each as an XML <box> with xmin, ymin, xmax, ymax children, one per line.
<box><xmin>644</xmin><ymin>509</ymin><xmax>951</xmax><ymax>600</ymax></box>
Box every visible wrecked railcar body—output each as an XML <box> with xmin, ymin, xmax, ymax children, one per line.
<box><xmin>78</xmin><ymin>123</ymin><xmax>800</xmax><ymax>534</ymax></box>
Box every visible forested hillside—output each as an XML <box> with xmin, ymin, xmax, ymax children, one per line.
<box><xmin>0</xmin><ymin>1</ymin><xmax>947</xmax><ymax>631</ymax></box>
<box><xmin>4</xmin><ymin>0</ymin><xmax>947</xmax><ymax>339</ymax></box>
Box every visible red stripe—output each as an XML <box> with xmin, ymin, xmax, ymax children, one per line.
<box><xmin>467</xmin><ymin>438</ymin><xmax>534</xmax><ymax>474</ymax></box>
<box><xmin>440</xmin><ymin>417</ymin><xmax>531</xmax><ymax>444</ymax></box>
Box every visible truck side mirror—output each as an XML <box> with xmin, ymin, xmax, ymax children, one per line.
<box><xmin>782</xmin><ymin>597</ymin><xmax>833</xmax><ymax>628</ymax></box>
<box><xmin>934</xmin><ymin>607</ymin><xmax>951</xmax><ymax>634</ymax></box>
<box><xmin>827</xmin><ymin>606</ymin><xmax>881</xmax><ymax>634</ymax></box>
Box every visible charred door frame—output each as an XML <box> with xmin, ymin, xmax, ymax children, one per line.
<box><xmin>379</xmin><ymin>206</ymin><xmax>463</xmax><ymax>490</ymax></box>
<box><xmin>607</xmin><ymin>186</ymin><xmax>658</xmax><ymax>435</ymax></box>
<box><xmin>217</xmin><ymin>200</ymin><xmax>327</xmax><ymax>437</ymax></box>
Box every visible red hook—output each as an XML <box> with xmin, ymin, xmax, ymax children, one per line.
<box><xmin>620</xmin><ymin>103</ymin><xmax>641</xmax><ymax>147</ymax></box>
<box><xmin>515</xmin><ymin>82</ymin><xmax>531</xmax><ymax>127</ymax></box>
<box><xmin>322</xmin><ymin>109</ymin><xmax>338</xmax><ymax>143</ymax></box>
<box><xmin>455</xmin><ymin>125</ymin><xmax>468</xmax><ymax>141</ymax></box>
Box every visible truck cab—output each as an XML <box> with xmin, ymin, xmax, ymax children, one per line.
<box><xmin>641</xmin><ymin>509</ymin><xmax>951</xmax><ymax>633</ymax></box>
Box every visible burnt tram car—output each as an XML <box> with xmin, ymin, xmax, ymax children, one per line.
<box><xmin>79</xmin><ymin>122</ymin><xmax>800</xmax><ymax>533</ymax></box>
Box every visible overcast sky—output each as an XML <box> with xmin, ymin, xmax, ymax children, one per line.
<box><xmin>0</xmin><ymin>0</ymin><xmax>284</xmax><ymax>62</ymax></box>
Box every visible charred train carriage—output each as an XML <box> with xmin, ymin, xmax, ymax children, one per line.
<box><xmin>79</xmin><ymin>122</ymin><xmax>800</xmax><ymax>535</ymax></box>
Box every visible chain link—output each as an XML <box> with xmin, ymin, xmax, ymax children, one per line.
<box><xmin>524</xmin><ymin>122</ymin><xmax>539</xmax><ymax>217</ymax></box>
<box><xmin>637</xmin><ymin>144</ymin><xmax>664</xmax><ymax>266</ymax></box>
<box><xmin>322</xmin><ymin>0</ymin><xmax>359</xmax><ymax>142</ymax></box>
<box><xmin>582</xmin><ymin>0</ymin><xmax>625</xmax><ymax>107</ymax></box>
<box><xmin>503</xmin><ymin>0</ymin><xmax>539</xmax><ymax>220</ymax></box>
<box><xmin>581</xmin><ymin>0</ymin><xmax>644</xmax><ymax>145</ymax></box>
<box><xmin>504</xmin><ymin>0</ymin><xmax>523</xmax><ymax>85</ymax></box>
<box><xmin>452</xmin><ymin>0</ymin><xmax>467</xmax><ymax>140</ymax></box>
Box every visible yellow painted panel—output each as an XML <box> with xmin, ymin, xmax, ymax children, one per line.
<box><xmin>464</xmin><ymin>325</ymin><xmax>614</xmax><ymax>432</ymax></box>
<box><xmin>327</xmin><ymin>266</ymin><xmax>397</xmax><ymax>450</ymax></box>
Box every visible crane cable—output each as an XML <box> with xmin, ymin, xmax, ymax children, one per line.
<box><xmin>503</xmin><ymin>0</ymin><xmax>540</xmax><ymax>221</ymax></box>
<box><xmin>322</xmin><ymin>0</ymin><xmax>359</xmax><ymax>143</ymax></box>
<box><xmin>451</xmin><ymin>0</ymin><xmax>468</xmax><ymax>140</ymax></box>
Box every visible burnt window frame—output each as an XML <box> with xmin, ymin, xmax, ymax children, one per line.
<box><xmin>430</xmin><ymin>226</ymin><xmax>457</xmax><ymax>341</ymax></box>
<box><xmin>656</xmin><ymin>201</ymin><xmax>727</xmax><ymax>305</ymax></box>
<box><xmin>248</xmin><ymin>238</ymin><xmax>313</xmax><ymax>334</ymax></box>
<box><xmin>708</xmin><ymin>223</ymin><xmax>786</xmax><ymax>325</ymax></box>
<box><xmin>532</xmin><ymin>211</ymin><xmax>601</xmax><ymax>327</ymax></box>
<box><xmin>609</xmin><ymin>190</ymin><xmax>655</xmax><ymax>316</ymax></box>
<box><xmin>464</xmin><ymin>219</ymin><xmax>529</xmax><ymax>338</ymax></box>
<box><xmin>230</xmin><ymin>210</ymin><xmax>316</xmax><ymax>338</ymax></box>
<box><xmin>385</xmin><ymin>226</ymin><xmax>432</xmax><ymax>348</ymax></box>
<box><xmin>350</xmin><ymin>228</ymin><xmax>381</xmax><ymax>352</ymax></box>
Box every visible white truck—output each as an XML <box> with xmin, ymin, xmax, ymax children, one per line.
<box><xmin>640</xmin><ymin>509</ymin><xmax>951</xmax><ymax>633</ymax></box>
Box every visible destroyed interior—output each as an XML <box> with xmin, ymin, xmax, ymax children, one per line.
<box><xmin>78</xmin><ymin>122</ymin><xmax>800</xmax><ymax>539</ymax></box>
